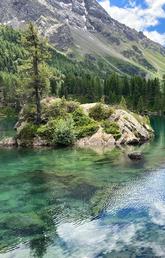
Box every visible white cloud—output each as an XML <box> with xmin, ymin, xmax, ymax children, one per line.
<box><xmin>144</xmin><ymin>30</ymin><xmax>165</xmax><ymax>45</ymax></box>
<box><xmin>99</xmin><ymin>0</ymin><xmax>165</xmax><ymax>45</ymax></box>
<box><xmin>57</xmin><ymin>220</ymin><xmax>139</xmax><ymax>257</ymax></box>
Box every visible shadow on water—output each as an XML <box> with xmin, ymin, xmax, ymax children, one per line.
<box><xmin>0</xmin><ymin>117</ymin><xmax>165</xmax><ymax>257</ymax></box>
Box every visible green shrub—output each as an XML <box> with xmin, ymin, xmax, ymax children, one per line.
<box><xmin>20</xmin><ymin>99</ymin><xmax>79</xmax><ymax>124</ymax></box>
<box><xmin>76</xmin><ymin>122</ymin><xmax>99</xmax><ymax>139</ymax></box>
<box><xmin>72</xmin><ymin>107</ymin><xmax>99</xmax><ymax>138</ymax></box>
<box><xmin>37</xmin><ymin>121</ymin><xmax>56</xmax><ymax>142</ymax></box>
<box><xmin>89</xmin><ymin>103</ymin><xmax>114</xmax><ymax>121</ymax></box>
<box><xmin>119</xmin><ymin>96</ymin><xmax>127</xmax><ymax>109</ymax></box>
<box><xmin>41</xmin><ymin>99</ymin><xmax>67</xmax><ymax>121</ymax></box>
<box><xmin>53</xmin><ymin>117</ymin><xmax>76</xmax><ymax>146</ymax></box>
<box><xmin>21</xmin><ymin>104</ymin><xmax>36</xmax><ymax>122</ymax></box>
<box><xmin>72</xmin><ymin>108</ymin><xmax>92</xmax><ymax>127</ymax></box>
<box><xmin>41</xmin><ymin>99</ymin><xmax>80</xmax><ymax>122</ymax></box>
<box><xmin>102</xmin><ymin>120</ymin><xmax>121</xmax><ymax>140</ymax></box>
<box><xmin>66</xmin><ymin>100</ymin><xmax>80</xmax><ymax>113</ymax></box>
<box><xmin>17</xmin><ymin>123</ymin><xmax>38</xmax><ymax>141</ymax></box>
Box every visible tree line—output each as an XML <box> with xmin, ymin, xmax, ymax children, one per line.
<box><xmin>61</xmin><ymin>73</ymin><xmax>165</xmax><ymax>113</ymax></box>
<box><xmin>0</xmin><ymin>24</ymin><xmax>165</xmax><ymax>122</ymax></box>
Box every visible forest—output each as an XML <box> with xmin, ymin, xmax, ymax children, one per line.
<box><xmin>0</xmin><ymin>24</ymin><xmax>165</xmax><ymax>115</ymax></box>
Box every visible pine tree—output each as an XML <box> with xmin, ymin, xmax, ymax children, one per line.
<box><xmin>137</xmin><ymin>96</ymin><xmax>144</xmax><ymax>114</ymax></box>
<box><xmin>22</xmin><ymin>23</ymin><xmax>51</xmax><ymax>124</ymax></box>
<box><xmin>119</xmin><ymin>96</ymin><xmax>127</xmax><ymax>109</ymax></box>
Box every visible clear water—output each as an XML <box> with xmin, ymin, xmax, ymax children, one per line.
<box><xmin>0</xmin><ymin>117</ymin><xmax>165</xmax><ymax>258</ymax></box>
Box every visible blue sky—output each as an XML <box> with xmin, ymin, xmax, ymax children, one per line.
<box><xmin>98</xmin><ymin>0</ymin><xmax>165</xmax><ymax>45</ymax></box>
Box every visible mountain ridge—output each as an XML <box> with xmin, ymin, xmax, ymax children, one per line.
<box><xmin>0</xmin><ymin>0</ymin><xmax>165</xmax><ymax>77</ymax></box>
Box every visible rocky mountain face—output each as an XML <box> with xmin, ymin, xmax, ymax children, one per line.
<box><xmin>0</xmin><ymin>0</ymin><xmax>165</xmax><ymax>77</ymax></box>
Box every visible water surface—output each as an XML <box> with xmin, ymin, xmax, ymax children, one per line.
<box><xmin>0</xmin><ymin>117</ymin><xmax>165</xmax><ymax>258</ymax></box>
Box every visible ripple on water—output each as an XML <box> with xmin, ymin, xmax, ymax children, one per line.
<box><xmin>0</xmin><ymin>117</ymin><xmax>165</xmax><ymax>257</ymax></box>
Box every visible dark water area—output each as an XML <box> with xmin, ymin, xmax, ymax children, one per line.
<box><xmin>0</xmin><ymin>117</ymin><xmax>165</xmax><ymax>257</ymax></box>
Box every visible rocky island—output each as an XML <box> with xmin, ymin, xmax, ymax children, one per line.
<box><xmin>0</xmin><ymin>98</ymin><xmax>153</xmax><ymax>149</ymax></box>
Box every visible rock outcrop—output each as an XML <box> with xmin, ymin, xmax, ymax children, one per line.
<box><xmin>76</xmin><ymin>127</ymin><xmax>116</xmax><ymax>148</ymax></box>
<box><xmin>76</xmin><ymin>104</ymin><xmax>153</xmax><ymax>148</ymax></box>
<box><xmin>110</xmin><ymin>109</ymin><xmax>153</xmax><ymax>145</ymax></box>
<box><xmin>0</xmin><ymin>101</ymin><xmax>154</xmax><ymax>149</ymax></box>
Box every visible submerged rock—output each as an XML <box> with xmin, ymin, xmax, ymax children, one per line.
<box><xmin>128</xmin><ymin>152</ymin><xmax>143</xmax><ymax>160</ymax></box>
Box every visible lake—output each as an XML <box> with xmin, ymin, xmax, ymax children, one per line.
<box><xmin>0</xmin><ymin>117</ymin><xmax>165</xmax><ymax>258</ymax></box>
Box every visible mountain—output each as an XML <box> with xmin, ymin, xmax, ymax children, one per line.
<box><xmin>0</xmin><ymin>0</ymin><xmax>165</xmax><ymax>78</ymax></box>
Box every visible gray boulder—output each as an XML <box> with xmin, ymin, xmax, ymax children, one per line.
<box><xmin>128</xmin><ymin>152</ymin><xmax>143</xmax><ymax>160</ymax></box>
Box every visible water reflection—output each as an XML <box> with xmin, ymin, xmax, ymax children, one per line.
<box><xmin>0</xmin><ymin>117</ymin><xmax>165</xmax><ymax>257</ymax></box>
<box><xmin>56</xmin><ymin>168</ymin><xmax>165</xmax><ymax>258</ymax></box>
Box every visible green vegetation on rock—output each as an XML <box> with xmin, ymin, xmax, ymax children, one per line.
<box><xmin>52</xmin><ymin>117</ymin><xmax>76</xmax><ymax>146</ymax></box>
<box><xmin>89</xmin><ymin>103</ymin><xmax>114</xmax><ymax>121</ymax></box>
<box><xmin>17</xmin><ymin>123</ymin><xmax>38</xmax><ymax>146</ymax></box>
<box><xmin>17</xmin><ymin>100</ymin><xmax>100</xmax><ymax>146</ymax></box>
<box><xmin>102</xmin><ymin>120</ymin><xmax>121</xmax><ymax>140</ymax></box>
<box><xmin>5</xmin><ymin>98</ymin><xmax>153</xmax><ymax>147</ymax></box>
<box><xmin>72</xmin><ymin>108</ymin><xmax>99</xmax><ymax>139</ymax></box>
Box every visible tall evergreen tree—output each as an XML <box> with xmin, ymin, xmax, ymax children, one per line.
<box><xmin>137</xmin><ymin>96</ymin><xmax>144</xmax><ymax>113</ymax></box>
<box><xmin>22</xmin><ymin>23</ymin><xmax>51</xmax><ymax>124</ymax></box>
<box><xmin>119</xmin><ymin>96</ymin><xmax>127</xmax><ymax>109</ymax></box>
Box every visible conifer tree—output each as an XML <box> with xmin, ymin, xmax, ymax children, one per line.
<box><xmin>22</xmin><ymin>23</ymin><xmax>51</xmax><ymax>124</ymax></box>
<box><xmin>137</xmin><ymin>96</ymin><xmax>144</xmax><ymax>114</ymax></box>
<box><xmin>119</xmin><ymin>96</ymin><xmax>127</xmax><ymax>109</ymax></box>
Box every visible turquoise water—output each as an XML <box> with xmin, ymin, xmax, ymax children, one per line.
<box><xmin>0</xmin><ymin>117</ymin><xmax>165</xmax><ymax>257</ymax></box>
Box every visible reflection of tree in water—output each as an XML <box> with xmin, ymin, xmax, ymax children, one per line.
<box><xmin>0</xmin><ymin>145</ymin><xmax>102</xmax><ymax>257</ymax></box>
<box><xmin>23</xmin><ymin>169</ymin><xmax>61</xmax><ymax>258</ymax></box>
<box><xmin>90</xmin><ymin>184</ymin><xmax>119</xmax><ymax>218</ymax></box>
<box><xmin>24</xmin><ymin>167</ymin><xmax>99</xmax><ymax>257</ymax></box>
<box><xmin>29</xmin><ymin>233</ymin><xmax>51</xmax><ymax>258</ymax></box>
<box><xmin>0</xmin><ymin>167</ymin><xmax>60</xmax><ymax>256</ymax></box>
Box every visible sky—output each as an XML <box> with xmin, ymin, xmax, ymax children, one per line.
<box><xmin>98</xmin><ymin>0</ymin><xmax>165</xmax><ymax>46</ymax></box>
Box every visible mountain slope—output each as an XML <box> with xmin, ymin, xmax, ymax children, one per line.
<box><xmin>0</xmin><ymin>0</ymin><xmax>165</xmax><ymax>77</ymax></box>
